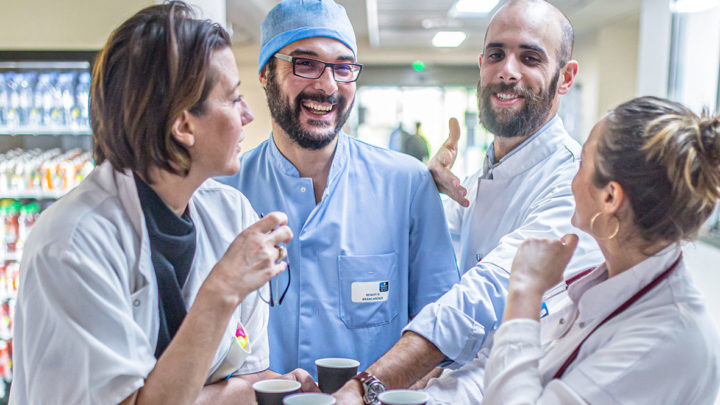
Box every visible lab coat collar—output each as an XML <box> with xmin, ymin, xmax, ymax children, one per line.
<box><xmin>93</xmin><ymin>161</ymin><xmax>159</xmax><ymax>345</ymax></box>
<box><xmin>267</xmin><ymin>131</ymin><xmax>349</xmax><ymax>190</ymax></box>
<box><xmin>569</xmin><ymin>244</ymin><xmax>683</xmax><ymax>324</ymax></box>
<box><xmin>89</xmin><ymin>162</ymin><xmax>145</xmax><ymax>240</ymax></box>
<box><xmin>103</xmin><ymin>163</ymin><xmax>155</xmax><ymax>287</ymax></box>
<box><xmin>483</xmin><ymin>116</ymin><xmax>578</xmax><ymax>181</ymax></box>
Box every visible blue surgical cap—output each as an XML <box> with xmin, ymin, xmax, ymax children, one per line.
<box><xmin>258</xmin><ymin>0</ymin><xmax>357</xmax><ymax>73</ymax></box>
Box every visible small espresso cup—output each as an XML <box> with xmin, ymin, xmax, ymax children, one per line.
<box><xmin>283</xmin><ymin>392</ymin><xmax>337</xmax><ymax>405</ymax></box>
<box><xmin>252</xmin><ymin>379</ymin><xmax>302</xmax><ymax>405</ymax></box>
<box><xmin>315</xmin><ymin>357</ymin><xmax>360</xmax><ymax>393</ymax></box>
<box><xmin>378</xmin><ymin>390</ymin><xmax>430</xmax><ymax>405</ymax></box>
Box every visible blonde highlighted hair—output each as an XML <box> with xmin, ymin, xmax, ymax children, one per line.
<box><xmin>593</xmin><ymin>96</ymin><xmax>720</xmax><ymax>244</ymax></box>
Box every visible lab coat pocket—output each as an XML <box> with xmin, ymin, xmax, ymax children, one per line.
<box><xmin>338</xmin><ymin>252</ymin><xmax>399</xmax><ymax>329</ymax></box>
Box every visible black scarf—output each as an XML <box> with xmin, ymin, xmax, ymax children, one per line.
<box><xmin>134</xmin><ymin>174</ymin><xmax>196</xmax><ymax>358</ymax></box>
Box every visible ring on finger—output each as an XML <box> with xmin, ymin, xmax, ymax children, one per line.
<box><xmin>276</xmin><ymin>245</ymin><xmax>286</xmax><ymax>261</ymax></box>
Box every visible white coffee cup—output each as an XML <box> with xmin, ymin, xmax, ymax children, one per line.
<box><xmin>378</xmin><ymin>390</ymin><xmax>430</xmax><ymax>405</ymax></box>
<box><xmin>283</xmin><ymin>392</ymin><xmax>337</xmax><ymax>405</ymax></box>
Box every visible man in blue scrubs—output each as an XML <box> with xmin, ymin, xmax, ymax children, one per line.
<box><xmin>217</xmin><ymin>0</ymin><xmax>459</xmax><ymax>378</ymax></box>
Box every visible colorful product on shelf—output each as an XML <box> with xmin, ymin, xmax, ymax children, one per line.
<box><xmin>0</xmin><ymin>70</ymin><xmax>90</xmax><ymax>133</ymax></box>
<box><xmin>0</xmin><ymin>203</ymin><xmax>39</xmax><ymax>389</ymax></box>
<box><xmin>0</xmin><ymin>146</ymin><xmax>92</xmax><ymax>392</ymax></box>
<box><xmin>0</xmin><ymin>199</ymin><xmax>42</xmax><ymax>260</ymax></box>
<box><xmin>1</xmin><ymin>56</ymin><xmax>94</xmax><ymax>398</ymax></box>
<box><xmin>0</xmin><ymin>148</ymin><xmax>93</xmax><ymax>197</ymax></box>
<box><xmin>0</xmin><ymin>255</ymin><xmax>18</xmax><ymax>390</ymax></box>
<box><xmin>0</xmin><ymin>201</ymin><xmax>19</xmax><ymax>256</ymax></box>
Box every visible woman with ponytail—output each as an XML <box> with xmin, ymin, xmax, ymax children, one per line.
<box><xmin>483</xmin><ymin>96</ymin><xmax>720</xmax><ymax>403</ymax></box>
<box><xmin>430</xmin><ymin>96</ymin><xmax>720</xmax><ymax>404</ymax></box>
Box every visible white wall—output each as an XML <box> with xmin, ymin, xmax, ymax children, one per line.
<box><xmin>0</xmin><ymin>0</ymin><xmax>153</xmax><ymax>50</ymax></box>
<box><xmin>636</xmin><ymin>0</ymin><xmax>673</xmax><ymax>97</ymax></box>
<box><xmin>573</xmin><ymin>32</ymin><xmax>600</xmax><ymax>142</ymax></box>
<box><xmin>563</xmin><ymin>17</ymin><xmax>640</xmax><ymax>142</ymax></box>
<box><xmin>597</xmin><ymin>16</ymin><xmax>640</xmax><ymax>126</ymax></box>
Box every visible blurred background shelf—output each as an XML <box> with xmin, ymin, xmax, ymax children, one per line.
<box><xmin>0</xmin><ymin>190</ymin><xmax>66</xmax><ymax>200</ymax></box>
<box><xmin>0</xmin><ymin>129</ymin><xmax>90</xmax><ymax>136</ymax></box>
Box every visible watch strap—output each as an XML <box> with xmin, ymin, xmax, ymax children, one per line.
<box><xmin>353</xmin><ymin>371</ymin><xmax>377</xmax><ymax>385</ymax></box>
<box><xmin>352</xmin><ymin>371</ymin><xmax>384</xmax><ymax>405</ymax></box>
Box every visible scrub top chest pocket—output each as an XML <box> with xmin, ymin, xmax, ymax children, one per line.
<box><xmin>338</xmin><ymin>252</ymin><xmax>399</xmax><ymax>329</ymax></box>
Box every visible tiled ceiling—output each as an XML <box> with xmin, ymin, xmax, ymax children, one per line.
<box><xmin>227</xmin><ymin>0</ymin><xmax>642</xmax><ymax>51</ymax></box>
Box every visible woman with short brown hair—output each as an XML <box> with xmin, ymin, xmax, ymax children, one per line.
<box><xmin>10</xmin><ymin>2</ymin><xmax>313</xmax><ymax>404</ymax></box>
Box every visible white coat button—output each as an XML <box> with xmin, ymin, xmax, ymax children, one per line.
<box><xmin>133</xmin><ymin>299</ymin><xmax>141</xmax><ymax>307</ymax></box>
<box><xmin>300</xmin><ymin>187</ymin><xmax>306</xmax><ymax>193</ymax></box>
<box><xmin>559</xmin><ymin>318</ymin><xmax>565</xmax><ymax>325</ymax></box>
<box><xmin>579</xmin><ymin>322</ymin><xmax>586</xmax><ymax>328</ymax></box>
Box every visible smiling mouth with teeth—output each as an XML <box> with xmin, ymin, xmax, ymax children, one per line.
<box><xmin>302</xmin><ymin>101</ymin><xmax>334</xmax><ymax>114</ymax></box>
<box><xmin>496</xmin><ymin>92</ymin><xmax>520</xmax><ymax>100</ymax></box>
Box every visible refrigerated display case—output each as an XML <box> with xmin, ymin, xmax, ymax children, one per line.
<box><xmin>0</xmin><ymin>50</ymin><xmax>96</xmax><ymax>402</ymax></box>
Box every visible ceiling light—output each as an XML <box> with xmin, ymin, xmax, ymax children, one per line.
<box><xmin>449</xmin><ymin>0</ymin><xmax>499</xmax><ymax>17</ymax></box>
<box><xmin>670</xmin><ymin>0</ymin><xmax>719</xmax><ymax>13</ymax></box>
<box><xmin>422</xmin><ymin>18</ymin><xmax>461</xmax><ymax>29</ymax></box>
<box><xmin>432</xmin><ymin>31</ymin><xmax>467</xmax><ymax>48</ymax></box>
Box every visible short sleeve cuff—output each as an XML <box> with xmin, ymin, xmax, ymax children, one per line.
<box><xmin>105</xmin><ymin>376</ymin><xmax>146</xmax><ymax>405</ymax></box>
<box><xmin>236</xmin><ymin>358</ymin><xmax>270</xmax><ymax>375</ymax></box>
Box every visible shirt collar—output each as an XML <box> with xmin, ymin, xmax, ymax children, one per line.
<box><xmin>266</xmin><ymin>131</ymin><xmax>349</xmax><ymax>189</ymax></box>
<box><xmin>482</xmin><ymin>115</ymin><xmax>572</xmax><ymax>180</ymax></box>
<box><xmin>569</xmin><ymin>244</ymin><xmax>683</xmax><ymax>324</ymax></box>
<box><xmin>267</xmin><ymin>132</ymin><xmax>301</xmax><ymax>177</ymax></box>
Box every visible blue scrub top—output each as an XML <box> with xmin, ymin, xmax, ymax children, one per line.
<box><xmin>218</xmin><ymin>133</ymin><xmax>459</xmax><ymax>376</ymax></box>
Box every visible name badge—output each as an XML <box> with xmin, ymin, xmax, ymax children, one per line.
<box><xmin>351</xmin><ymin>281</ymin><xmax>390</xmax><ymax>303</ymax></box>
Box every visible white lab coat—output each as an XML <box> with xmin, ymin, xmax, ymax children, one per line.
<box><xmin>407</xmin><ymin>117</ymin><xmax>603</xmax><ymax>368</ymax></box>
<box><xmin>428</xmin><ymin>245</ymin><xmax>720</xmax><ymax>404</ymax></box>
<box><xmin>9</xmin><ymin>162</ymin><xmax>269</xmax><ymax>405</ymax></box>
<box><xmin>446</xmin><ymin>116</ymin><xmax>601</xmax><ymax>276</ymax></box>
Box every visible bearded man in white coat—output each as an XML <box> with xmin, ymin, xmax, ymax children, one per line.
<box><xmin>335</xmin><ymin>1</ymin><xmax>602</xmax><ymax>403</ymax></box>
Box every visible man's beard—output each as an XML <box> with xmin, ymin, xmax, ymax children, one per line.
<box><xmin>265</xmin><ymin>68</ymin><xmax>353</xmax><ymax>150</ymax></box>
<box><xmin>477</xmin><ymin>70</ymin><xmax>560</xmax><ymax>138</ymax></box>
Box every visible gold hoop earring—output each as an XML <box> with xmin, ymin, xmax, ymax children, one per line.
<box><xmin>590</xmin><ymin>212</ymin><xmax>620</xmax><ymax>240</ymax></box>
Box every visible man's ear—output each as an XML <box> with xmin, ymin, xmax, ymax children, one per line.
<box><xmin>259</xmin><ymin>64</ymin><xmax>269</xmax><ymax>89</ymax></box>
<box><xmin>478</xmin><ymin>54</ymin><xmax>483</xmax><ymax>67</ymax></box>
<box><xmin>557</xmin><ymin>60</ymin><xmax>578</xmax><ymax>95</ymax></box>
<box><xmin>171</xmin><ymin>110</ymin><xmax>195</xmax><ymax>147</ymax></box>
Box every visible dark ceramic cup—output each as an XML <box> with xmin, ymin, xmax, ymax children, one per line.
<box><xmin>315</xmin><ymin>358</ymin><xmax>360</xmax><ymax>394</ymax></box>
<box><xmin>252</xmin><ymin>379</ymin><xmax>301</xmax><ymax>405</ymax></box>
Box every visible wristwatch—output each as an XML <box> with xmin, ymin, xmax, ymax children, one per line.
<box><xmin>352</xmin><ymin>371</ymin><xmax>386</xmax><ymax>405</ymax></box>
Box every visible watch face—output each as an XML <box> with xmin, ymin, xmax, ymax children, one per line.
<box><xmin>367</xmin><ymin>382</ymin><xmax>386</xmax><ymax>401</ymax></box>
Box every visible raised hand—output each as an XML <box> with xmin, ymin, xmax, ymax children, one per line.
<box><xmin>504</xmin><ymin>234</ymin><xmax>579</xmax><ymax>321</ymax></box>
<box><xmin>427</xmin><ymin>118</ymin><xmax>469</xmax><ymax>207</ymax></box>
